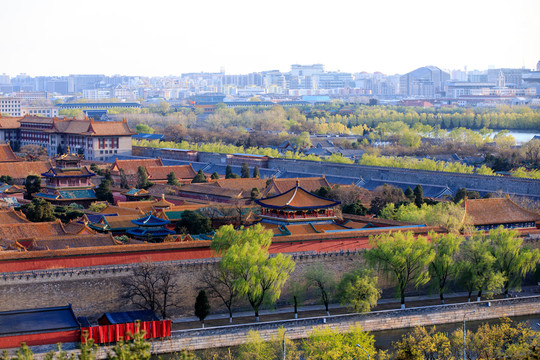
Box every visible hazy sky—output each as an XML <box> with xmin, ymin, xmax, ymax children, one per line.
<box><xmin>2</xmin><ymin>0</ymin><xmax>539</xmax><ymax>77</ymax></box>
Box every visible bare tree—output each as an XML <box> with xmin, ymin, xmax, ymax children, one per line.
<box><xmin>200</xmin><ymin>265</ymin><xmax>238</xmax><ymax>323</ymax></box>
<box><xmin>122</xmin><ymin>263</ymin><xmax>179</xmax><ymax>318</ymax></box>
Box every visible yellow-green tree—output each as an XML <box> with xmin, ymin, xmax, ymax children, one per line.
<box><xmin>303</xmin><ymin>324</ymin><xmax>375</xmax><ymax>360</ymax></box>
<box><xmin>365</xmin><ymin>231</ymin><xmax>435</xmax><ymax>309</ymax></box>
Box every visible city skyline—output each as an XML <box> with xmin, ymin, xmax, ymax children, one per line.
<box><xmin>1</xmin><ymin>0</ymin><xmax>539</xmax><ymax>77</ymax></box>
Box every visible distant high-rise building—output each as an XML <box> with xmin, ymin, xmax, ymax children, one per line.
<box><xmin>399</xmin><ymin>66</ymin><xmax>450</xmax><ymax>97</ymax></box>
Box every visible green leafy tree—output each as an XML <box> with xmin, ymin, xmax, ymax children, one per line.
<box><xmin>453</xmin><ymin>188</ymin><xmax>480</xmax><ymax>203</ymax></box>
<box><xmin>135</xmin><ymin>123</ymin><xmax>154</xmax><ymax>134</ymax></box>
<box><xmin>0</xmin><ymin>175</ymin><xmax>13</xmax><ymax>185</ymax></box>
<box><xmin>365</xmin><ymin>231</ymin><xmax>435</xmax><ymax>309</ymax></box>
<box><xmin>342</xmin><ymin>201</ymin><xmax>367</xmax><ymax>216</ymax></box>
<box><xmin>175</xmin><ymin>210</ymin><xmax>212</xmax><ymax>235</ymax></box>
<box><xmin>106</xmin><ymin>322</ymin><xmax>151</xmax><ymax>360</ymax></box>
<box><xmin>25</xmin><ymin>175</ymin><xmax>41</xmax><ymax>199</ymax></box>
<box><xmin>336</xmin><ymin>269</ymin><xmax>381</xmax><ymax>313</ymax></box>
<box><xmin>194</xmin><ymin>290</ymin><xmax>210</xmax><ymax>328</ymax></box>
<box><xmin>26</xmin><ymin>198</ymin><xmax>56</xmax><ymax>222</ymax></box>
<box><xmin>393</xmin><ymin>326</ymin><xmax>453</xmax><ymax>360</ymax></box>
<box><xmin>237</xmin><ymin>330</ymin><xmax>275</xmax><ymax>360</ymax></box>
<box><xmin>225</xmin><ymin>164</ymin><xmax>239</xmax><ymax>179</ymax></box>
<box><xmin>303</xmin><ymin>324</ymin><xmax>376</xmax><ymax>360</ymax></box>
<box><xmin>286</xmin><ymin>279</ymin><xmax>305</xmax><ymax>319</ymax></box>
<box><xmin>428</xmin><ymin>232</ymin><xmax>463</xmax><ymax>304</ymax></box>
<box><xmin>459</xmin><ymin>232</ymin><xmax>505</xmax><ymax>301</ymax></box>
<box><xmin>211</xmin><ymin>171</ymin><xmax>220</xmax><ymax>180</ymax></box>
<box><xmin>413</xmin><ymin>184</ymin><xmax>424</xmax><ymax>208</ymax></box>
<box><xmin>95</xmin><ymin>179</ymin><xmax>114</xmax><ymax>203</ymax></box>
<box><xmin>219</xmin><ymin>224</ymin><xmax>295</xmax><ymax>321</ymax></box>
<box><xmin>404</xmin><ymin>187</ymin><xmax>414</xmax><ymax>202</ymax></box>
<box><xmin>88</xmin><ymin>202</ymin><xmax>107</xmax><ymax>212</ymax></box>
<box><xmin>192</xmin><ymin>169</ymin><xmax>207</xmax><ymax>183</ymax></box>
<box><xmin>252</xmin><ymin>166</ymin><xmax>260</xmax><ymax>178</ymax></box>
<box><xmin>304</xmin><ymin>263</ymin><xmax>336</xmax><ymax>316</ymax></box>
<box><xmin>489</xmin><ymin>226</ymin><xmax>540</xmax><ymax>297</ymax></box>
<box><xmin>167</xmin><ymin>171</ymin><xmax>181</xmax><ymax>186</ymax></box>
<box><xmin>241</xmin><ymin>163</ymin><xmax>250</xmax><ymax>178</ymax></box>
<box><xmin>136</xmin><ymin>166</ymin><xmax>152</xmax><ymax>189</ymax></box>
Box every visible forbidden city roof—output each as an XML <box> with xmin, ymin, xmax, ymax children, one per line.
<box><xmin>464</xmin><ymin>196</ymin><xmax>540</xmax><ymax>226</ymax></box>
<box><xmin>256</xmin><ymin>184</ymin><xmax>340</xmax><ymax>210</ymax></box>
<box><xmin>131</xmin><ymin>214</ymin><xmax>171</xmax><ymax>226</ymax></box>
<box><xmin>0</xmin><ymin>144</ymin><xmax>21</xmax><ymax>162</ymax></box>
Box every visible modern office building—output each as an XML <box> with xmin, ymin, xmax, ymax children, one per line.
<box><xmin>399</xmin><ymin>66</ymin><xmax>450</xmax><ymax>97</ymax></box>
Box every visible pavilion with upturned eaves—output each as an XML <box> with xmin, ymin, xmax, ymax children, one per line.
<box><xmin>35</xmin><ymin>152</ymin><xmax>97</xmax><ymax>207</ymax></box>
<box><xmin>255</xmin><ymin>182</ymin><xmax>340</xmax><ymax>224</ymax></box>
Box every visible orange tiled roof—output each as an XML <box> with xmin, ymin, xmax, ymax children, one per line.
<box><xmin>464</xmin><ymin>197</ymin><xmax>540</xmax><ymax>226</ymax></box>
<box><xmin>99</xmin><ymin>204</ymin><xmax>145</xmax><ymax>216</ymax></box>
<box><xmin>0</xmin><ymin>221</ymin><xmax>73</xmax><ymax>246</ymax></box>
<box><xmin>111</xmin><ymin>158</ymin><xmax>164</xmax><ymax>175</ymax></box>
<box><xmin>0</xmin><ymin>144</ymin><xmax>22</xmax><ymax>162</ymax></box>
<box><xmin>256</xmin><ymin>185</ymin><xmax>340</xmax><ymax>210</ymax></box>
<box><xmin>146</xmin><ymin>165</ymin><xmax>197</xmax><ymax>180</ymax></box>
<box><xmin>10</xmin><ymin>233</ymin><xmax>117</xmax><ymax>251</ymax></box>
<box><xmin>178</xmin><ymin>183</ymin><xmax>244</xmax><ymax>199</ymax></box>
<box><xmin>263</xmin><ymin>177</ymin><xmax>331</xmax><ymax>196</ymax></box>
<box><xmin>213</xmin><ymin>178</ymin><xmax>268</xmax><ymax>191</ymax></box>
<box><xmin>0</xmin><ymin>115</ymin><xmax>22</xmax><ymax>129</ymax></box>
<box><xmin>0</xmin><ymin>209</ymin><xmax>30</xmax><ymax>224</ymax></box>
<box><xmin>0</xmin><ymin>161</ymin><xmax>50</xmax><ymax>179</ymax></box>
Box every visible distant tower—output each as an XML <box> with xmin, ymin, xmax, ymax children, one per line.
<box><xmin>537</xmin><ymin>60</ymin><xmax>540</xmax><ymax>71</ymax></box>
<box><xmin>220</xmin><ymin>66</ymin><xmax>225</xmax><ymax>74</ymax></box>
<box><xmin>496</xmin><ymin>70</ymin><xmax>505</xmax><ymax>88</ymax></box>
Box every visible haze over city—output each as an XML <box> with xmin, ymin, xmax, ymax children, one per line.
<box><xmin>2</xmin><ymin>0</ymin><xmax>540</xmax><ymax>76</ymax></box>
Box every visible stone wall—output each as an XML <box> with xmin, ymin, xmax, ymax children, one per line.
<box><xmin>131</xmin><ymin>147</ymin><xmax>540</xmax><ymax>197</ymax></box>
<box><xmin>29</xmin><ymin>296</ymin><xmax>540</xmax><ymax>359</ymax></box>
<box><xmin>0</xmin><ymin>252</ymin><xmax>369</xmax><ymax>319</ymax></box>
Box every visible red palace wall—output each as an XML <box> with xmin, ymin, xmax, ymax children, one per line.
<box><xmin>0</xmin><ymin>330</ymin><xmax>79</xmax><ymax>349</ymax></box>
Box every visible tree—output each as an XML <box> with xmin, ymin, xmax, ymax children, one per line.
<box><xmin>286</xmin><ymin>279</ymin><xmax>305</xmax><ymax>319</ymax></box>
<box><xmin>453</xmin><ymin>188</ymin><xmax>480</xmax><ymax>203</ymax></box>
<box><xmin>393</xmin><ymin>326</ymin><xmax>453</xmax><ymax>360</ymax></box>
<box><xmin>404</xmin><ymin>187</ymin><xmax>414</xmax><ymax>202</ymax></box>
<box><xmin>175</xmin><ymin>210</ymin><xmax>212</xmax><ymax>235</ymax></box>
<box><xmin>167</xmin><ymin>171</ymin><xmax>181</xmax><ymax>186</ymax></box>
<box><xmin>135</xmin><ymin>123</ymin><xmax>154</xmax><ymax>134</ymax></box>
<box><xmin>95</xmin><ymin>179</ymin><xmax>113</xmax><ymax>203</ymax></box>
<box><xmin>200</xmin><ymin>265</ymin><xmax>239</xmax><ymax>323</ymax></box>
<box><xmin>238</xmin><ymin>328</ymin><xmax>302</xmax><ymax>360</ymax></box>
<box><xmin>428</xmin><ymin>232</ymin><xmax>463</xmax><ymax>304</ymax></box>
<box><xmin>20</xmin><ymin>144</ymin><xmax>47</xmax><ymax>158</ymax></box>
<box><xmin>252</xmin><ymin>166</ymin><xmax>260</xmax><ymax>178</ymax></box>
<box><xmin>488</xmin><ymin>226</ymin><xmax>540</xmax><ymax>297</ymax></box>
<box><xmin>250</xmin><ymin>187</ymin><xmax>260</xmax><ymax>200</ymax></box>
<box><xmin>225</xmin><ymin>164</ymin><xmax>239</xmax><ymax>179</ymax></box>
<box><xmin>0</xmin><ymin>175</ymin><xmax>13</xmax><ymax>185</ymax></box>
<box><xmin>413</xmin><ymin>184</ymin><xmax>424</xmax><ymax>208</ymax></box>
<box><xmin>219</xmin><ymin>224</ymin><xmax>295</xmax><ymax>321</ymax></box>
<box><xmin>106</xmin><ymin>323</ymin><xmax>151</xmax><ymax>360</ymax></box>
<box><xmin>304</xmin><ymin>263</ymin><xmax>336</xmax><ymax>316</ymax></box>
<box><xmin>26</xmin><ymin>198</ymin><xmax>56</xmax><ymax>222</ymax></box>
<box><xmin>88</xmin><ymin>202</ymin><xmax>107</xmax><ymax>212</ymax></box>
<box><xmin>25</xmin><ymin>175</ymin><xmax>41</xmax><ymax>199</ymax></box>
<box><xmin>121</xmin><ymin>263</ymin><xmax>179</xmax><ymax>318</ymax></box>
<box><xmin>194</xmin><ymin>290</ymin><xmax>210</xmax><ymax>328</ymax></box>
<box><xmin>303</xmin><ymin>324</ymin><xmax>376</xmax><ymax>360</ymax></box>
<box><xmin>119</xmin><ymin>169</ymin><xmax>129</xmax><ymax>189</ymax></box>
<box><xmin>211</xmin><ymin>171</ymin><xmax>220</xmax><ymax>180</ymax></box>
<box><xmin>192</xmin><ymin>169</ymin><xmax>207</xmax><ymax>183</ymax></box>
<box><xmin>365</xmin><ymin>231</ymin><xmax>435</xmax><ymax>309</ymax></box>
<box><xmin>241</xmin><ymin>163</ymin><xmax>250</xmax><ymax>178</ymax></box>
<box><xmin>369</xmin><ymin>184</ymin><xmax>406</xmax><ymax>215</ymax></box>
<box><xmin>459</xmin><ymin>232</ymin><xmax>505</xmax><ymax>302</ymax></box>
<box><xmin>336</xmin><ymin>269</ymin><xmax>381</xmax><ymax>313</ymax></box>
<box><xmin>342</xmin><ymin>201</ymin><xmax>367</xmax><ymax>216</ymax></box>
<box><xmin>136</xmin><ymin>166</ymin><xmax>152</xmax><ymax>189</ymax></box>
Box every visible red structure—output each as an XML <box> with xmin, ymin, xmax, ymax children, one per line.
<box><xmin>82</xmin><ymin>321</ymin><xmax>171</xmax><ymax>344</ymax></box>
